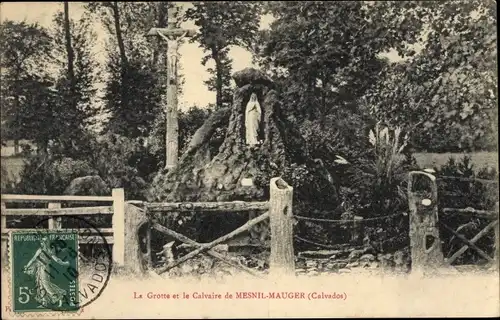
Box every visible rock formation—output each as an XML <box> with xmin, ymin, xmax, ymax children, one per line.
<box><xmin>147</xmin><ymin>68</ymin><xmax>329</xmax><ymax>243</ymax></box>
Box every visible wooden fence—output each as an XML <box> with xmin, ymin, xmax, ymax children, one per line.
<box><xmin>131</xmin><ymin>177</ymin><xmax>295</xmax><ymax>278</ymax></box>
<box><xmin>3</xmin><ymin>172</ymin><xmax>496</xmax><ymax>276</ymax></box>
<box><xmin>408</xmin><ymin>171</ymin><xmax>499</xmax><ymax>273</ymax></box>
<box><xmin>1</xmin><ymin>189</ymin><xmax>125</xmax><ymax>266</ymax></box>
<box><xmin>1</xmin><ymin>178</ymin><xmax>296</xmax><ymax>277</ymax></box>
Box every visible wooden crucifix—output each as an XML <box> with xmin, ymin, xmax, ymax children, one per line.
<box><xmin>147</xmin><ymin>7</ymin><xmax>195</xmax><ymax>169</ymax></box>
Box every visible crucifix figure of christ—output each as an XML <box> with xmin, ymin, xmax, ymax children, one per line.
<box><xmin>147</xmin><ymin>7</ymin><xmax>195</xmax><ymax>169</ymax></box>
<box><xmin>156</xmin><ymin>30</ymin><xmax>189</xmax><ymax>83</ymax></box>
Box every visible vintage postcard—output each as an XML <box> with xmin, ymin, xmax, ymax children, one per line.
<box><xmin>1</xmin><ymin>1</ymin><xmax>499</xmax><ymax>319</ymax></box>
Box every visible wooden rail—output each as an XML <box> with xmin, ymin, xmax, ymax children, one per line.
<box><xmin>1</xmin><ymin>194</ymin><xmax>114</xmax><ymax>202</ymax></box>
<box><xmin>1</xmin><ymin>189</ymin><xmax>125</xmax><ymax>267</ymax></box>
<box><xmin>2</xmin><ymin>206</ymin><xmax>114</xmax><ymax>216</ymax></box>
<box><xmin>135</xmin><ymin>178</ymin><xmax>295</xmax><ymax>278</ymax></box>
<box><xmin>146</xmin><ymin>201</ymin><xmax>269</xmax><ymax>213</ymax></box>
<box><xmin>442</xmin><ymin>207</ymin><xmax>498</xmax><ymax>220</ymax></box>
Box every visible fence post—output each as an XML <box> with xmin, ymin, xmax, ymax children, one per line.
<box><xmin>48</xmin><ymin>202</ymin><xmax>62</xmax><ymax>229</ymax></box>
<box><xmin>495</xmin><ymin>202</ymin><xmax>499</xmax><ymax>270</ymax></box>
<box><xmin>1</xmin><ymin>202</ymin><xmax>6</xmax><ymax>264</ymax></box>
<box><xmin>408</xmin><ymin>171</ymin><xmax>445</xmax><ymax>275</ymax></box>
<box><xmin>112</xmin><ymin>188</ymin><xmax>125</xmax><ymax>267</ymax></box>
<box><xmin>123</xmin><ymin>202</ymin><xmax>149</xmax><ymax>275</ymax></box>
<box><xmin>1</xmin><ymin>202</ymin><xmax>6</xmax><ymax>231</ymax></box>
<box><xmin>269</xmin><ymin>177</ymin><xmax>295</xmax><ymax>278</ymax></box>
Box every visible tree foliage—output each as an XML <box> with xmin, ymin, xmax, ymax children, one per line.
<box><xmin>256</xmin><ymin>2</ymin><xmax>425</xmax><ymax>121</ymax></box>
<box><xmin>14</xmin><ymin>156</ymin><xmax>97</xmax><ymax>195</ymax></box>
<box><xmin>49</xmin><ymin>5</ymin><xmax>100</xmax><ymax>157</ymax></box>
<box><xmin>0</xmin><ymin>20</ymin><xmax>55</xmax><ymax>148</ymax></box>
<box><xmin>1</xmin><ymin>9</ymin><xmax>98</xmax><ymax>158</ymax></box>
<box><xmin>185</xmin><ymin>2</ymin><xmax>261</xmax><ymax>109</ymax></box>
<box><xmin>362</xmin><ymin>0</ymin><xmax>497</xmax><ymax>152</ymax></box>
<box><xmin>85</xmin><ymin>2</ymin><xmax>166</xmax><ymax>139</ymax></box>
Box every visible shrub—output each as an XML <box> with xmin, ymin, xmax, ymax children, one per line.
<box><xmin>437</xmin><ymin>156</ymin><xmax>498</xmax><ymax>210</ymax></box>
<box><xmin>350</xmin><ymin>123</ymin><xmax>414</xmax><ymax>217</ymax></box>
<box><xmin>88</xmin><ymin>133</ymin><xmax>153</xmax><ymax>200</ymax></box>
<box><xmin>284</xmin><ymin>119</ymin><xmax>417</xmax><ymax>252</ymax></box>
<box><xmin>338</xmin><ymin>123</ymin><xmax>417</xmax><ymax>252</ymax></box>
<box><xmin>14</xmin><ymin>155</ymin><xmax>97</xmax><ymax>195</ymax></box>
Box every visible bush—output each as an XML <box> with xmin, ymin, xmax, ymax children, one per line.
<box><xmin>14</xmin><ymin>155</ymin><xmax>97</xmax><ymax>195</ymax></box>
<box><xmin>1</xmin><ymin>162</ymin><xmax>17</xmax><ymax>193</ymax></box>
<box><xmin>88</xmin><ymin>133</ymin><xmax>154</xmax><ymax>200</ymax></box>
<box><xmin>285</xmin><ymin>117</ymin><xmax>417</xmax><ymax>252</ymax></box>
<box><xmin>437</xmin><ymin>156</ymin><xmax>498</xmax><ymax>210</ymax></box>
<box><xmin>341</xmin><ymin>123</ymin><xmax>417</xmax><ymax>252</ymax></box>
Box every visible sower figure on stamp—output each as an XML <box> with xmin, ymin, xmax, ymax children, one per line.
<box><xmin>23</xmin><ymin>237</ymin><xmax>69</xmax><ymax>307</ymax></box>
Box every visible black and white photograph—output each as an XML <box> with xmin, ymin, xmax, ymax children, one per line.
<box><xmin>0</xmin><ymin>1</ymin><xmax>498</xmax><ymax>318</ymax></box>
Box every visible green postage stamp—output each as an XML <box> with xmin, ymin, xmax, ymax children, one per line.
<box><xmin>10</xmin><ymin>230</ymin><xmax>80</xmax><ymax>312</ymax></box>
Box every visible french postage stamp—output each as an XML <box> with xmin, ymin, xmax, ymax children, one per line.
<box><xmin>4</xmin><ymin>215</ymin><xmax>113</xmax><ymax>317</ymax></box>
<box><xmin>10</xmin><ymin>230</ymin><xmax>80</xmax><ymax>313</ymax></box>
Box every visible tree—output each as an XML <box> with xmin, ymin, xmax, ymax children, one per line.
<box><xmin>253</xmin><ymin>1</ymin><xmax>426</xmax><ymax>197</ymax></box>
<box><xmin>85</xmin><ymin>2</ymin><xmax>168</xmax><ymax>139</ymax></box>
<box><xmin>0</xmin><ymin>20</ymin><xmax>55</xmax><ymax>150</ymax></box>
<box><xmin>184</xmin><ymin>2</ymin><xmax>261</xmax><ymax>109</ymax></box>
<box><xmin>255</xmin><ymin>2</ymin><xmax>428</xmax><ymax>121</ymax></box>
<box><xmin>49</xmin><ymin>4</ymin><xmax>100</xmax><ymax>157</ymax></box>
<box><xmin>361</xmin><ymin>0</ymin><xmax>497</xmax><ymax>152</ymax></box>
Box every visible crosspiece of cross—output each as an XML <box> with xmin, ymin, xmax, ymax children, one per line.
<box><xmin>146</xmin><ymin>27</ymin><xmax>196</xmax><ymax>82</ymax></box>
<box><xmin>146</xmin><ymin>27</ymin><xmax>196</xmax><ymax>39</ymax></box>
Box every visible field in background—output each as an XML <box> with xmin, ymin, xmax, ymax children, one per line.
<box><xmin>413</xmin><ymin>152</ymin><xmax>498</xmax><ymax>171</ymax></box>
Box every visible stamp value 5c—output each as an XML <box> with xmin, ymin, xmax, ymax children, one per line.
<box><xmin>11</xmin><ymin>231</ymin><xmax>80</xmax><ymax>312</ymax></box>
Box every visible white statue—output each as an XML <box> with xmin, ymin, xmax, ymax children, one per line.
<box><xmin>245</xmin><ymin>93</ymin><xmax>262</xmax><ymax>146</ymax></box>
<box><xmin>157</xmin><ymin>30</ymin><xmax>189</xmax><ymax>81</ymax></box>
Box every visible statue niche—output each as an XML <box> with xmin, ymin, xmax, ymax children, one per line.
<box><xmin>244</xmin><ymin>93</ymin><xmax>263</xmax><ymax>146</ymax></box>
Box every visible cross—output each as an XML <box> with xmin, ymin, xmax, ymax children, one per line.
<box><xmin>147</xmin><ymin>6</ymin><xmax>196</xmax><ymax>170</ymax></box>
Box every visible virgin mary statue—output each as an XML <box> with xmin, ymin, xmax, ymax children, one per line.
<box><xmin>245</xmin><ymin>93</ymin><xmax>262</xmax><ymax>146</ymax></box>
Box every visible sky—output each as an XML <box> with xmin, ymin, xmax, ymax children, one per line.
<box><xmin>1</xmin><ymin>2</ymin><xmax>403</xmax><ymax>112</ymax></box>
